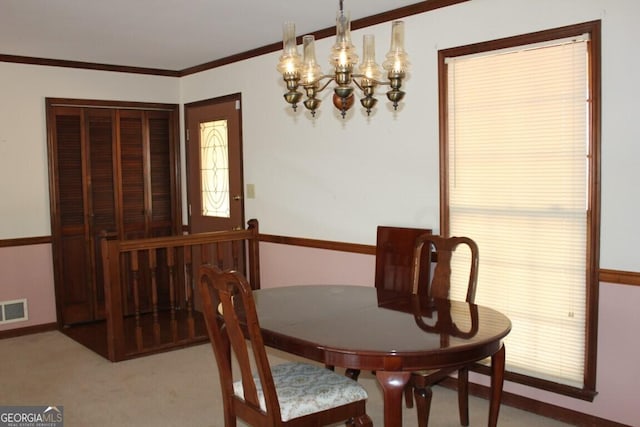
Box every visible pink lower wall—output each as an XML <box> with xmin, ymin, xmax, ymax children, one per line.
<box><xmin>259</xmin><ymin>242</ymin><xmax>376</xmax><ymax>288</ymax></box>
<box><xmin>0</xmin><ymin>244</ymin><xmax>57</xmax><ymax>331</ymax></box>
<box><xmin>259</xmin><ymin>242</ymin><xmax>640</xmax><ymax>427</ymax></box>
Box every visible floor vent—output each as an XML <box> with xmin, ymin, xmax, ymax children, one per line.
<box><xmin>0</xmin><ymin>299</ymin><xmax>28</xmax><ymax>324</ymax></box>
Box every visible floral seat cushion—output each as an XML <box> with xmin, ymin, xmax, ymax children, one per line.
<box><xmin>233</xmin><ymin>362</ymin><xmax>368</xmax><ymax>421</ymax></box>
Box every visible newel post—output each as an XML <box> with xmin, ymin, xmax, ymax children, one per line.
<box><xmin>246</xmin><ymin>218</ymin><xmax>261</xmax><ymax>290</ymax></box>
<box><xmin>101</xmin><ymin>235</ymin><xmax>125</xmax><ymax>361</ymax></box>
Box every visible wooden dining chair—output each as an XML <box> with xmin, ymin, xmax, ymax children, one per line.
<box><xmin>342</xmin><ymin>225</ymin><xmax>433</xmax><ymax>384</ymax></box>
<box><xmin>375</xmin><ymin>225</ymin><xmax>432</xmax><ymax>295</ymax></box>
<box><xmin>198</xmin><ymin>264</ymin><xmax>373</xmax><ymax>427</ymax></box>
<box><xmin>408</xmin><ymin>234</ymin><xmax>479</xmax><ymax>427</ymax></box>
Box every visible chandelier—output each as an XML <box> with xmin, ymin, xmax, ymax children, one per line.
<box><xmin>276</xmin><ymin>0</ymin><xmax>410</xmax><ymax>118</ymax></box>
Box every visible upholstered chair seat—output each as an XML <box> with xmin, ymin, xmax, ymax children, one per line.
<box><xmin>233</xmin><ymin>362</ymin><xmax>369</xmax><ymax>421</ymax></box>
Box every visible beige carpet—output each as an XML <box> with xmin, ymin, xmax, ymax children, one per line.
<box><xmin>1</xmin><ymin>331</ymin><xmax>573</xmax><ymax>426</ymax></box>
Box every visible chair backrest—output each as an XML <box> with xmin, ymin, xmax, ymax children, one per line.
<box><xmin>199</xmin><ymin>264</ymin><xmax>281</xmax><ymax>424</ymax></box>
<box><xmin>410</xmin><ymin>235</ymin><xmax>479</xmax><ymax>303</ymax></box>
<box><xmin>375</xmin><ymin>225</ymin><xmax>432</xmax><ymax>295</ymax></box>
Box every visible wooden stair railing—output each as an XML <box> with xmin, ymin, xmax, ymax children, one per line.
<box><xmin>101</xmin><ymin>219</ymin><xmax>260</xmax><ymax>361</ymax></box>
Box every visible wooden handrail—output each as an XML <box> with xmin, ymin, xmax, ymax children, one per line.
<box><xmin>115</xmin><ymin>228</ymin><xmax>257</xmax><ymax>251</ymax></box>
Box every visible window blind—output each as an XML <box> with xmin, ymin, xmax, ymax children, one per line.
<box><xmin>445</xmin><ymin>37</ymin><xmax>589</xmax><ymax>387</ymax></box>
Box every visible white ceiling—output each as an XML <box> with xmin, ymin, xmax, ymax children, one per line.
<box><xmin>1</xmin><ymin>0</ymin><xmax>421</xmax><ymax>71</ymax></box>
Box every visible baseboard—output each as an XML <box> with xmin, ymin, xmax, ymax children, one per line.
<box><xmin>440</xmin><ymin>377</ymin><xmax>630</xmax><ymax>427</ymax></box>
<box><xmin>0</xmin><ymin>322</ymin><xmax>58</xmax><ymax>339</ymax></box>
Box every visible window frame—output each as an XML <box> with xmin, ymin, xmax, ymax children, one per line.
<box><xmin>438</xmin><ymin>20</ymin><xmax>601</xmax><ymax>400</ymax></box>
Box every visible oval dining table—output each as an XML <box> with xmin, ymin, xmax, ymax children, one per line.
<box><xmin>250</xmin><ymin>284</ymin><xmax>512</xmax><ymax>427</ymax></box>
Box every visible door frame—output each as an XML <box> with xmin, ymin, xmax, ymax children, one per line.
<box><xmin>184</xmin><ymin>93</ymin><xmax>245</xmax><ymax>234</ymax></box>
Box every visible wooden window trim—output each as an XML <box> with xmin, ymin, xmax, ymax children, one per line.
<box><xmin>437</xmin><ymin>20</ymin><xmax>601</xmax><ymax>400</ymax></box>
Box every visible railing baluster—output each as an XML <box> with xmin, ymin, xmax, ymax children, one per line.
<box><xmin>232</xmin><ymin>240</ymin><xmax>240</xmax><ymax>271</ymax></box>
<box><xmin>149</xmin><ymin>248</ymin><xmax>160</xmax><ymax>344</ymax></box>
<box><xmin>167</xmin><ymin>247</ymin><xmax>177</xmax><ymax>341</ymax></box>
<box><xmin>184</xmin><ymin>245</ymin><xmax>195</xmax><ymax>338</ymax></box>
<box><xmin>201</xmin><ymin>242</ymin><xmax>210</xmax><ymax>265</ymax></box>
<box><xmin>130</xmin><ymin>250</ymin><xmax>143</xmax><ymax>351</ymax></box>
<box><xmin>215</xmin><ymin>242</ymin><xmax>224</xmax><ymax>268</ymax></box>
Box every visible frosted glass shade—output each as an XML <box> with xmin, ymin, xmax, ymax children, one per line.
<box><xmin>358</xmin><ymin>34</ymin><xmax>382</xmax><ymax>84</ymax></box>
<box><xmin>300</xmin><ymin>35</ymin><xmax>323</xmax><ymax>85</ymax></box>
<box><xmin>277</xmin><ymin>21</ymin><xmax>301</xmax><ymax>76</ymax></box>
<box><xmin>329</xmin><ymin>11</ymin><xmax>358</xmax><ymax>68</ymax></box>
<box><xmin>382</xmin><ymin>21</ymin><xmax>410</xmax><ymax>74</ymax></box>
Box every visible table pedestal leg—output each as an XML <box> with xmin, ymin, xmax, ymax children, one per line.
<box><xmin>489</xmin><ymin>344</ymin><xmax>506</xmax><ymax>427</ymax></box>
<box><xmin>375</xmin><ymin>371</ymin><xmax>411</xmax><ymax>427</ymax></box>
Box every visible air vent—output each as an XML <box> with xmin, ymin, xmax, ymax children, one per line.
<box><xmin>0</xmin><ymin>299</ymin><xmax>28</xmax><ymax>324</ymax></box>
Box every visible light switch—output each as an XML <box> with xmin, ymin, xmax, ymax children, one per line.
<box><xmin>246</xmin><ymin>184</ymin><xmax>255</xmax><ymax>199</ymax></box>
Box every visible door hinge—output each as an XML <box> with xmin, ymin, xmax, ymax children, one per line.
<box><xmin>186</xmin><ymin>128</ymin><xmax>190</xmax><ymax>141</ymax></box>
<box><xmin>235</xmin><ymin>100</ymin><xmax>241</xmax><ymax>110</ymax></box>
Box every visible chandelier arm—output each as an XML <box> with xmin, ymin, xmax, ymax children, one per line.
<box><xmin>311</xmin><ymin>76</ymin><xmax>337</xmax><ymax>94</ymax></box>
<box><xmin>350</xmin><ymin>73</ymin><xmax>393</xmax><ymax>87</ymax></box>
<box><xmin>375</xmin><ymin>80</ymin><xmax>393</xmax><ymax>87</ymax></box>
<box><xmin>350</xmin><ymin>78</ymin><xmax>365</xmax><ymax>92</ymax></box>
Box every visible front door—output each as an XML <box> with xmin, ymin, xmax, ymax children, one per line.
<box><xmin>185</xmin><ymin>94</ymin><xmax>244</xmax><ymax>234</ymax></box>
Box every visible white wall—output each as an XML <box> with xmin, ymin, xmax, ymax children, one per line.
<box><xmin>180</xmin><ymin>19</ymin><xmax>441</xmax><ymax>244</ymax></box>
<box><xmin>181</xmin><ymin>0</ymin><xmax>640</xmax><ymax>276</ymax></box>
<box><xmin>0</xmin><ymin>62</ymin><xmax>180</xmax><ymax>239</ymax></box>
